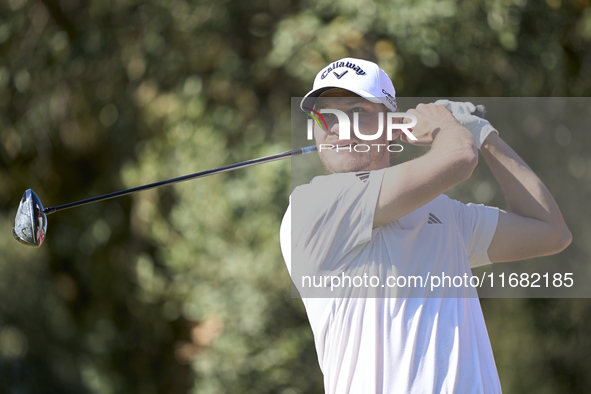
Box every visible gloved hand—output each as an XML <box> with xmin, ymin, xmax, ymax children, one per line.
<box><xmin>434</xmin><ymin>99</ymin><xmax>498</xmax><ymax>149</ymax></box>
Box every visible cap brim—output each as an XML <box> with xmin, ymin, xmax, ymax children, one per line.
<box><xmin>300</xmin><ymin>86</ymin><xmax>383</xmax><ymax>112</ymax></box>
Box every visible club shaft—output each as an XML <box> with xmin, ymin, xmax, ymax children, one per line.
<box><xmin>44</xmin><ymin>145</ymin><xmax>317</xmax><ymax>215</ymax></box>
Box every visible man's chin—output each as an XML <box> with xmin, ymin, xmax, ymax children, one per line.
<box><xmin>319</xmin><ymin>150</ymin><xmax>373</xmax><ymax>173</ymax></box>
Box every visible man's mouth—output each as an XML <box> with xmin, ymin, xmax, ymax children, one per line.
<box><xmin>328</xmin><ymin>140</ymin><xmax>357</xmax><ymax>149</ymax></box>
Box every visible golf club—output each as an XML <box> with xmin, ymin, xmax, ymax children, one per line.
<box><xmin>13</xmin><ymin>145</ymin><xmax>317</xmax><ymax>247</ymax></box>
<box><xmin>13</xmin><ymin>104</ymin><xmax>487</xmax><ymax>248</ymax></box>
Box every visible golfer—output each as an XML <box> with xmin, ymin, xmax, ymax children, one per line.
<box><xmin>280</xmin><ymin>58</ymin><xmax>572</xmax><ymax>393</ymax></box>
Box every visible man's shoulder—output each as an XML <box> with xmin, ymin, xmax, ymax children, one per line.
<box><xmin>420</xmin><ymin>195</ymin><xmax>499</xmax><ymax>228</ymax></box>
<box><xmin>390</xmin><ymin>194</ymin><xmax>451</xmax><ymax>227</ymax></box>
<box><xmin>420</xmin><ymin>194</ymin><xmax>474</xmax><ymax>218</ymax></box>
<box><xmin>404</xmin><ymin>194</ymin><xmax>452</xmax><ymax>211</ymax></box>
<box><xmin>308</xmin><ymin>171</ymin><xmax>366</xmax><ymax>186</ymax></box>
<box><xmin>293</xmin><ymin>171</ymin><xmax>379</xmax><ymax>196</ymax></box>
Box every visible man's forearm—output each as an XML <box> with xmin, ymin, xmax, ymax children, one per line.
<box><xmin>480</xmin><ymin>133</ymin><xmax>571</xmax><ymax>240</ymax></box>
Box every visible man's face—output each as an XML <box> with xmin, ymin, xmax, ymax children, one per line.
<box><xmin>313</xmin><ymin>91</ymin><xmax>400</xmax><ymax>173</ymax></box>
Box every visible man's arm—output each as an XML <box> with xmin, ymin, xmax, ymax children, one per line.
<box><xmin>374</xmin><ymin>104</ymin><xmax>478</xmax><ymax>227</ymax></box>
<box><xmin>481</xmin><ymin>133</ymin><xmax>572</xmax><ymax>262</ymax></box>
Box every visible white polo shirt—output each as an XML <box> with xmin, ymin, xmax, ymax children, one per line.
<box><xmin>280</xmin><ymin>169</ymin><xmax>502</xmax><ymax>394</ymax></box>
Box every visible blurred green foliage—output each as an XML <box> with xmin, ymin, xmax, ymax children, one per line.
<box><xmin>0</xmin><ymin>0</ymin><xmax>589</xmax><ymax>393</ymax></box>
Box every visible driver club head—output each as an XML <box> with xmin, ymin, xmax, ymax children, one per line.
<box><xmin>13</xmin><ymin>189</ymin><xmax>47</xmax><ymax>247</ymax></box>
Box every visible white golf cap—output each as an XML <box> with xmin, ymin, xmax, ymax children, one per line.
<box><xmin>300</xmin><ymin>57</ymin><xmax>397</xmax><ymax>112</ymax></box>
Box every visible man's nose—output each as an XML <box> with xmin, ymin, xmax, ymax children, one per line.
<box><xmin>327</xmin><ymin>120</ymin><xmax>339</xmax><ymax>135</ymax></box>
<box><xmin>326</xmin><ymin>117</ymin><xmax>351</xmax><ymax>136</ymax></box>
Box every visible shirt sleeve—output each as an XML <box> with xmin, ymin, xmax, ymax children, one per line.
<box><xmin>287</xmin><ymin>169</ymin><xmax>385</xmax><ymax>274</ymax></box>
<box><xmin>450</xmin><ymin>199</ymin><xmax>500</xmax><ymax>268</ymax></box>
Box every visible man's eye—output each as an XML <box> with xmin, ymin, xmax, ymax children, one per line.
<box><xmin>351</xmin><ymin>107</ymin><xmax>364</xmax><ymax>113</ymax></box>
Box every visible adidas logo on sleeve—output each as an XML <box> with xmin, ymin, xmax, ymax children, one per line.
<box><xmin>427</xmin><ymin>213</ymin><xmax>442</xmax><ymax>224</ymax></box>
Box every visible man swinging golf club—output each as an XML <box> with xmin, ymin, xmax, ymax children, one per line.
<box><xmin>280</xmin><ymin>58</ymin><xmax>572</xmax><ymax>393</ymax></box>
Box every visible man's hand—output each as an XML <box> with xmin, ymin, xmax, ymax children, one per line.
<box><xmin>399</xmin><ymin>103</ymin><xmax>463</xmax><ymax>146</ymax></box>
<box><xmin>434</xmin><ymin>100</ymin><xmax>498</xmax><ymax>149</ymax></box>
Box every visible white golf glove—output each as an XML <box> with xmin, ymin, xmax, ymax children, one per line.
<box><xmin>434</xmin><ymin>99</ymin><xmax>498</xmax><ymax>149</ymax></box>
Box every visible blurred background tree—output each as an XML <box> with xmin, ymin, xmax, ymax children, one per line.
<box><xmin>0</xmin><ymin>0</ymin><xmax>589</xmax><ymax>393</ymax></box>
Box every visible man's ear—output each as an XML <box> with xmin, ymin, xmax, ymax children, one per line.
<box><xmin>387</xmin><ymin>114</ymin><xmax>403</xmax><ymax>158</ymax></box>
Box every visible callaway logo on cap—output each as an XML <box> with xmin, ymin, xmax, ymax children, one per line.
<box><xmin>300</xmin><ymin>57</ymin><xmax>397</xmax><ymax>112</ymax></box>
